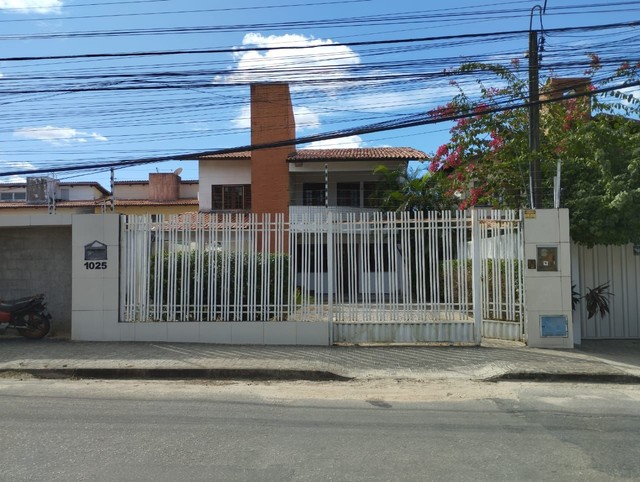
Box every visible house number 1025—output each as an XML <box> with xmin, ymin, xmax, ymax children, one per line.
<box><xmin>84</xmin><ymin>261</ymin><xmax>107</xmax><ymax>270</ymax></box>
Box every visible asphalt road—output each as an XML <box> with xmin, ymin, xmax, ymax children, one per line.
<box><xmin>1</xmin><ymin>379</ymin><xmax>639</xmax><ymax>481</ymax></box>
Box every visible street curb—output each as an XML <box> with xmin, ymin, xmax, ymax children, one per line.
<box><xmin>485</xmin><ymin>372</ymin><xmax>640</xmax><ymax>384</ymax></box>
<box><xmin>0</xmin><ymin>368</ymin><xmax>352</xmax><ymax>381</ymax></box>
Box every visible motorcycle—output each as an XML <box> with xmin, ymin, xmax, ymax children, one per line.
<box><xmin>0</xmin><ymin>293</ymin><xmax>52</xmax><ymax>339</ymax></box>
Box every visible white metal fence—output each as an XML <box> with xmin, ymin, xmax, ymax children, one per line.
<box><xmin>120</xmin><ymin>210</ymin><xmax>524</xmax><ymax>341</ymax></box>
<box><xmin>476</xmin><ymin>210</ymin><xmax>525</xmax><ymax>340</ymax></box>
<box><xmin>121</xmin><ymin>213</ymin><xmax>290</xmax><ymax>323</ymax></box>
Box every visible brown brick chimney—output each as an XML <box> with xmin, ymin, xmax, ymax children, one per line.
<box><xmin>542</xmin><ymin>77</ymin><xmax>591</xmax><ymax>101</ymax></box>
<box><xmin>149</xmin><ymin>173</ymin><xmax>180</xmax><ymax>202</ymax></box>
<box><xmin>542</xmin><ymin>77</ymin><xmax>592</xmax><ymax>118</ymax></box>
<box><xmin>250</xmin><ymin>83</ymin><xmax>295</xmax><ymax>218</ymax></box>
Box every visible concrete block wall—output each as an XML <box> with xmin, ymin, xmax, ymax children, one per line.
<box><xmin>523</xmin><ymin>209</ymin><xmax>574</xmax><ymax>348</ymax></box>
<box><xmin>0</xmin><ymin>217</ymin><xmax>72</xmax><ymax>335</ymax></box>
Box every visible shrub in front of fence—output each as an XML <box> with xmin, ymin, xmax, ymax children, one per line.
<box><xmin>440</xmin><ymin>259</ymin><xmax>522</xmax><ymax>321</ymax></box>
<box><xmin>148</xmin><ymin>250</ymin><xmax>290</xmax><ymax>321</ymax></box>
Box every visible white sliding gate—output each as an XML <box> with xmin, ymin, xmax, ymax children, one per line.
<box><xmin>120</xmin><ymin>210</ymin><xmax>524</xmax><ymax>344</ymax></box>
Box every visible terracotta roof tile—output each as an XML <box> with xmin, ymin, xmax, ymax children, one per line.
<box><xmin>0</xmin><ymin>199</ymin><xmax>198</xmax><ymax>209</ymax></box>
<box><xmin>201</xmin><ymin>147</ymin><xmax>427</xmax><ymax>161</ymax></box>
<box><xmin>288</xmin><ymin>147</ymin><xmax>427</xmax><ymax>161</ymax></box>
<box><xmin>0</xmin><ymin>181</ymin><xmax>110</xmax><ymax>196</ymax></box>
<box><xmin>0</xmin><ymin>200</ymin><xmax>101</xmax><ymax>209</ymax></box>
<box><xmin>200</xmin><ymin>151</ymin><xmax>251</xmax><ymax>160</ymax></box>
<box><xmin>113</xmin><ymin>199</ymin><xmax>198</xmax><ymax>206</ymax></box>
<box><xmin>113</xmin><ymin>180</ymin><xmax>199</xmax><ymax>185</ymax></box>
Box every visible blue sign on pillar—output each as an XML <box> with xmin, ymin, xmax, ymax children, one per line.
<box><xmin>540</xmin><ymin>315</ymin><xmax>568</xmax><ymax>337</ymax></box>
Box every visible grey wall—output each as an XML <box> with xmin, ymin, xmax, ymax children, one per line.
<box><xmin>0</xmin><ymin>226</ymin><xmax>72</xmax><ymax>335</ymax></box>
<box><xmin>573</xmin><ymin>243</ymin><xmax>640</xmax><ymax>340</ymax></box>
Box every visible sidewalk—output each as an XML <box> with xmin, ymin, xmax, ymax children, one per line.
<box><xmin>1</xmin><ymin>336</ymin><xmax>639</xmax><ymax>382</ymax></box>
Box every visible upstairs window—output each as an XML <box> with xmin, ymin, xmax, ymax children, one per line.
<box><xmin>337</xmin><ymin>182</ymin><xmax>360</xmax><ymax>207</ymax></box>
<box><xmin>211</xmin><ymin>184</ymin><xmax>251</xmax><ymax>210</ymax></box>
<box><xmin>0</xmin><ymin>191</ymin><xmax>26</xmax><ymax>202</ymax></box>
<box><xmin>303</xmin><ymin>183</ymin><xmax>325</xmax><ymax>206</ymax></box>
<box><xmin>363</xmin><ymin>182</ymin><xmax>379</xmax><ymax>208</ymax></box>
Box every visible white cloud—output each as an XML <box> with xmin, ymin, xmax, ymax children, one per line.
<box><xmin>0</xmin><ymin>160</ymin><xmax>36</xmax><ymax>183</ymax></box>
<box><xmin>303</xmin><ymin>135</ymin><xmax>364</xmax><ymax>149</ymax></box>
<box><xmin>0</xmin><ymin>0</ymin><xmax>62</xmax><ymax>14</ymax></box>
<box><xmin>90</xmin><ymin>132</ymin><xmax>108</xmax><ymax>142</ymax></box>
<box><xmin>14</xmin><ymin>126</ymin><xmax>108</xmax><ymax>145</ymax></box>
<box><xmin>231</xmin><ymin>105</ymin><xmax>251</xmax><ymax>129</ymax></box>
<box><xmin>219</xmin><ymin>33</ymin><xmax>360</xmax><ymax>87</ymax></box>
<box><xmin>220</xmin><ymin>33</ymin><xmax>477</xmax><ymax>141</ymax></box>
<box><xmin>4</xmin><ymin>175</ymin><xmax>26</xmax><ymax>183</ymax></box>
<box><xmin>0</xmin><ymin>175</ymin><xmax>27</xmax><ymax>183</ymax></box>
<box><xmin>2</xmin><ymin>160</ymin><xmax>36</xmax><ymax>170</ymax></box>
<box><xmin>294</xmin><ymin>106</ymin><xmax>321</xmax><ymax>130</ymax></box>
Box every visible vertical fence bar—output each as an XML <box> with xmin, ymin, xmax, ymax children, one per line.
<box><xmin>400</xmin><ymin>212</ymin><xmax>412</xmax><ymax>313</ymax></box>
<box><xmin>120</xmin><ymin>216</ymin><xmax>128</xmax><ymax>321</ymax></box>
<box><xmin>462</xmin><ymin>210</ymin><xmax>471</xmax><ymax>315</ymax></box>
<box><xmin>472</xmin><ymin>209</ymin><xmax>483</xmax><ymax>343</ymax></box>
<box><xmin>427</xmin><ymin>211</ymin><xmax>439</xmax><ymax>315</ymax></box>
<box><xmin>288</xmin><ymin>219</ymin><xmax>297</xmax><ymax>321</ymax></box>
<box><xmin>327</xmin><ymin>211</ymin><xmax>334</xmax><ymax>341</ymax></box>
<box><xmin>207</xmin><ymin>214</ymin><xmax>216</xmax><ymax>321</ymax></box>
<box><xmin>387</xmin><ymin>213</ymin><xmax>398</xmax><ymax>321</ymax></box>
<box><xmin>263</xmin><ymin>213</ymin><xmax>269</xmax><ymax>321</ymax></box>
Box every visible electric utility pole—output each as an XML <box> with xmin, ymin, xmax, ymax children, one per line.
<box><xmin>528</xmin><ymin>29</ymin><xmax>542</xmax><ymax>209</ymax></box>
<box><xmin>528</xmin><ymin>1</ymin><xmax>548</xmax><ymax>209</ymax></box>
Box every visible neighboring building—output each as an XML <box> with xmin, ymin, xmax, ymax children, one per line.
<box><xmin>0</xmin><ymin>173</ymin><xmax>199</xmax><ymax>216</ymax></box>
<box><xmin>198</xmin><ymin>83</ymin><xmax>428</xmax><ymax>218</ymax></box>
<box><xmin>111</xmin><ymin>173</ymin><xmax>198</xmax><ymax>216</ymax></box>
<box><xmin>0</xmin><ymin>179</ymin><xmax>110</xmax><ymax>215</ymax></box>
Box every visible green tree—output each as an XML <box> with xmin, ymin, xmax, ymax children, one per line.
<box><xmin>373</xmin><ymin>164</ymin><xmax>454</xmax><ymax>212</ymax></box>
<box><xmin>427</xmin><ymin>58</ymin><xmax>640</xmax><ymax>246</ymax></box>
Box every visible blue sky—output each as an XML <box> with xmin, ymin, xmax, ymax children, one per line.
<box><xmin>1</xmin><ymin>0</ymin><xmax>638</xmax><ymax>188</ymax></box>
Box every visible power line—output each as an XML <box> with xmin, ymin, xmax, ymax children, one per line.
<box><xmin>3</xmin><ymin>79</ymin><xmax>638</xmax><ymax>178</ymax></box>
<box><xmin>3</xmin><ymin>20</ymin><xmax>640</xmax><ymax>62</ymax></box>
<box><xmin>0</xmin><ymin>0</ymin><xmax>373</xmax><ymax>22</ymax></box>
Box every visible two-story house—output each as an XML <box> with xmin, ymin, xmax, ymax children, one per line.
<box><xmin>196</xmin><ymin>83</ymin><xmax>428</xmax><ymax>296</ymax></box>
<box><xmin>197</xmin><ymin>83</ymin><xmax>427</xmax><ymax>219</ymax></box>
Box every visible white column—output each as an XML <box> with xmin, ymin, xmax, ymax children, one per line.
<box><xmin>522</xmin><ymin>209</ymin><xmax>573</xmax><ymax>348</ymax></box>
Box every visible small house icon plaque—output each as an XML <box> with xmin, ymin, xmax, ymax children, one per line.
<box><xmin>84</xmin><ymin>240</ymin><xmax>108</xmax><ymax>261</ymax></box>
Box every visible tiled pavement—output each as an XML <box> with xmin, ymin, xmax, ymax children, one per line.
<box><xmin>1</xmin><ymin>336</ymin><xmax>639</xmax><ymax>381</ymax></box>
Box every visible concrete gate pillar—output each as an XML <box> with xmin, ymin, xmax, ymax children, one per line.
<box><xmin>522</xmin><ymin>209</ymin><xmax>573</xmax><ymax>348</ymax></box>
<box><xmin>71</xmin><ymin>214</ymin><xmax>121</xmax><ymax>341</ymax></box>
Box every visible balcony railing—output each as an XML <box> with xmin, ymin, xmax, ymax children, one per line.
<box><xmin>289</xmin><ymin>205</ymin><xmax>381</xmax><ymax>225</ymax></box>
